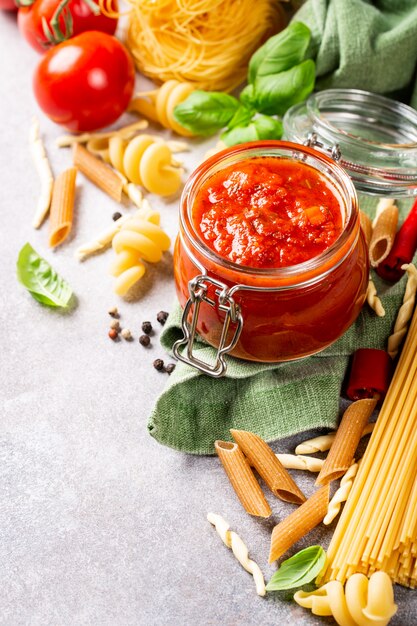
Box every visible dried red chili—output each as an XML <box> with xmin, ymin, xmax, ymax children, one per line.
<box><xmin>346</xmin><ymin>349</ymin><xmax>393</xmax><ymax>402</ymax></box>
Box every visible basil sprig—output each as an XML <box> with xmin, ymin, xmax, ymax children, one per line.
<box><xmin>266</xmin><ymin>545</ymin><xmax>326</xmax><ymax>591</ymax></box>
<box><xmin>173</xmin><ymin>21</ymin><xmax>315</xmax><ymax>146</ymax></box>
<box><xmin>17</xmin><ymin>243</ymin><xmax>73</xmax><ymax>308</ymax></box>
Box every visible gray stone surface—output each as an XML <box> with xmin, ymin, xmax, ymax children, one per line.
<box><xmin>0</xmin><ymin>14</ymin><xmax>415</xmax><ymax>625</ymax></box>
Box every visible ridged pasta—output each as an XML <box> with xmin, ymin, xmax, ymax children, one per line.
<box><xmin>129</xmin><ymin>80</ymin><xmax>196</xmax><ymax>136</ymax></box>
<box><xmin>387</xmin><ymin>263</ymin><xmax>417</xmax><ymax>359</ymax></box>
<box><xmin>324</xmin><ymin>461</ymin><xmax>360</xmax><ymax>526</ymax></box>
<box><xmin>207</xmin><ymin>513</ymin><xmax>266</xmax><ymax>596</ymax></box>
<box><xmin>294</xmin><ymin>572</ymin><xmax>397</xmax><ymax>626</ymax></box>
<box><xmin>108</xmin><ymin>134</ymin><xmax>183</xmax><ymax>196</ymax></box>
<box><xmin>110</xmin><ymin>209</ymin><xmax>171</xmax><ymax>296</ymax></box>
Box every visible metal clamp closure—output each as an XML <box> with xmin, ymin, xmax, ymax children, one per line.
<box><xmin>173</xmin><ymin>274</ymin><xmax>243</xmax><ymax>377</ymax></box>
<box><xmin>304</xmin><ymin>132</ymin><xmax>341</xmax><ymax>162</ymax></box>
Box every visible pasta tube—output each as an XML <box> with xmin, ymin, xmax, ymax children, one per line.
<box><xmin>369</xmin><ymin>205</ymin><xmax>399</xmax><ymax>267</ymax></box>
<box><xmin>230</xmin><ymin>429</ymin><xmax>306</xmax><ymax>504</ymax></box>
<box><xmin>207</xmin><ymin>513</ymin><xmax>266</xmax><ymax>596</ymax></box>
<box><xmin>215</xmin><ymin>441</ymin><xmax>271</xmax><ymax>518</ymax></box>
<box><xmin>359</xmin><ymin>210</ymin><xmax>373</xmax><ymax>248</ymax></box>
<box><xmin>73</xmin><ymin>143</ymin><xmax>124</xmax><ymax>202</ymax></box>
<box><xmin>30</xmin><ymin>117</ymin><xmax>54</xmax><ymax>229</ymax></box>
<box><xmin>48</xmin><ymin>167</ymin><xmax>77</xmax><ymax>248</ymax></box>
<box><xmin>268</xmin><ymin>485</ymin><xmax>330</xmax><ymax>563</ymax></box>
<box><xmin>316</xmin><ymin>399</ymin><xmax>377</xmax><ymax>486</ymax></box>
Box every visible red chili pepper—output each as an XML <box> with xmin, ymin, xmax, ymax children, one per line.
<box><xmin>376</xmin><ymin>198</ymin><xmax>417</xmax><ymax>282</ymax></box>
<box><xmin>346</xmin><ymin>349</ymin><xmax>393</xmax><ymax>402</ymax></box>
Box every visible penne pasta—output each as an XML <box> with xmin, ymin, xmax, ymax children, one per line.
<box><xmin>316</xmin><ymin>399</ymin><xmax>377</xmax><ymax>486</ymax></box>
<box><xmin>73</xmin><ymin>143</ymin><xmax>124</xmax><ymax>202</ymax></box>
<box><xmin>268</xmin><ymin>485</ymin><xmax>330</xmax><ymax>563</ymax></box>
<box><xmin>215</xmin><ymin>440</ymin><xmax>271</xmax><ymax>518</ymax></box>
<box><xmin>295</xmin><ymin>423</ymin><xmax>375</xmax><ymax>455</ymax></box>
<box><xmin>369</xmin><ymin>205</ymin><xmax>399</xmax><ymax>267</ymax></box>
<box><xmin>372</xmin><ymin>198</ymin><xmax>396</xmax><ymax>227</ymax></box>
<box><xmin>230</xmin><ymin>429</ymin><xmax>306</xmax><ymax>504</ymax></box>
<box><xmin>48</xmin><ymin>167</ymin><xmax>77</xmax><ymax>248</ymax></box>
<box><xmin>359</xmin><ymin>210</ymin><xmax>373</xmax><ymax>248</ymax></box>
<box><xmin>30</xmin><ymin>117</ymin><xmax>54</xmax><ymax>229</ymax></box>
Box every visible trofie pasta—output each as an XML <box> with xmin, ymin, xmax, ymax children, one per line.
<box><xmin>276</xmin><ymin>454</ymin><xmax>324</xmax><ymax>473</ymax></box>
<box><xmin>316</xmin><ymin>399</ymin><xmax>377</xmax><ymax>486</ymax></box>
<box><xmin>129</xmin><ymin>80</ymin><xmax>196</xmax><ymax>136</ymax></box>
<box><xmin>230</xmin><ymin>429</ymin><xmax>306</xmax><ymax>504</ymax></box>
<box><xmin>125</xmin><ymin>0</ymin><xmax>284</xmax><ymax>92</ymax></box>
<box><xmin>366</xmin><ymin>278</ymin><xmax>386</xmax><ymax>317</ymax></box>
<box><xmin>294</xmin><ymin>572</ymin><xmax>397</xmax><ymax>626</ymax></box>
<box><xmin>48</xmin><ymin>167</ymin><xmax>77</xmax><ymax>248</ymax></box>
<box><xmin>320</xmin><ymin>301</ymin><xmax>417</xmax><ymax>588</ymax></box>
<box><xmin>110</xmin><ymin>211</ymin><xmax>171</xmax><ymax>296</ymax></box>
<box><xmin>207</xmin><ymin>513</ymin><xmax>266</xmax><ymax>596</ymax></box>
<box><xmin>108</xmin><ymin>134</ymin><xmax>183</xmax><ymax>196</ymax></box>
<box><xmin>324</xmin><ymin>461</ymin><xmax>360</xmax><ymax>526</ymax></box>
<box><xmin>30</xmin><ymin>117</ymin><xmax>54</xmax><ymax>229</ymax></box>
<box><xmin>56</xmin><ymin>120</ymin><xmax>149</xmax><ymax>149</ymax></box>
<box><xmin>215</xmin><ymin>441</ymin><xmax>271</xmax><ymax>518</ymax></box>
<box><xmin>387</xmin><ymin>263</ymin><xmax>417</xmax><ymax>358</ymax></box>
<box><xmin>295</xmin><ymin>424</ymin><xmax>375</xmax><ymax>455</ymax></box>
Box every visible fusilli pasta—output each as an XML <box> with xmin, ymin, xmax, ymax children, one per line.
<box><xmin>387</xmin><ymin>263</ymin><xmax>417</xmax><ymax>359</ymax></box>
<box><xmin>323</xmin><ymin>461</ymin><xmax>360</xmax><ymax>526</ymax></box>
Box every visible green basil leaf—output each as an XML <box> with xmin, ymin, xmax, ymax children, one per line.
<box><xmin>253</xmin><ymin>59</ymin><xmax>315</xmax><ymax>116</ymax></box>
<box><xmin>248</xmin><ymin>22</ymin><xmax>311</xmax><ymax>84</ymax></box>
<box><xmin>17</xmin><ymin>243</ymin><xmax>73</xmax><ymax>308</ymax></box>
<box><xmin>266</xmin><ymin>546</ymin><xmax>326</xmax><ymax>591</ymax></box>
<box><xmin>221</xmin><ymin>114</ymin><xmax>283</xmax><ymax>147</ymax></box>
<box><xmin>227</xmin><ymin>105</ymin><xmax>254</xmax><ymax>130</ymax></box>
<box><xmin>239</xmin><ymin>84</ymin><xmax>256</xmax><ymax>108</ymax></box>
<box><xmin>173</xmin><ymin>90</ymin><xmax>240</xmax><ymax>136</ymax></box>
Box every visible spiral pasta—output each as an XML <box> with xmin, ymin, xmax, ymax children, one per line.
<box><xmin>366</xmin><ymin>277</ymin><xmax>385</xmax><ymax>317</ymax></box>
<box><xmin>110</xmin><ymin>209</ymin><xmax>171</xmax><ymax>296</ymax></box>
<box><xmin>207</xmin><ymin>513</ymin><xmax>266</xmax><ymax>596</ymax></box>
<box><xmin>129</xmin><ymin>80</ymin><xmax>196</xmax><ymax>136</ymax></box>
<box><xmin>387</xmin><ymin>263</ymin><xmax>417</xmax><ymax>359</ymax></box>
<box><xmin>108</xmin><ymin>134</ymin><xmax>183</xmax><ymax>196</ymax></box>
<box><xmin>324</xmin><ymin>461</ymin><xmax>360</xmax><ymax>526</ymax></box>
<box><xmin>294</xmin><ymin>572</ymin><xmax>397</xmax><ymax>626</ymax></box>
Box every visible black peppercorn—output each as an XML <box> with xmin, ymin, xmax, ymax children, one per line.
<box><xmin>166</xmin><ymin>363</ymin><xmax>176</xmax><ymax>375</ymax></box>
<box><xmin>139</xmin><ymin>334</ymin><xmax>150</xmax><ymax>347</ymax></box>
<box><xmin>142</xmin><ymin>321</ymin><xmax>152</xmax><ymax>335</ymax></box>
<box><xmin>153</xmin><ymin>358</ymin><xmax>165</xmax><ymax>371</ymax></box>
<box><xmin>112</xmin><ymin>212</ymin><xmax>122</xmax><ymax>221</ymax></box>
<box><xmin>157</xmin><ymin>310</ymin><xmax>169</xmax><ymax>325</ymax></box>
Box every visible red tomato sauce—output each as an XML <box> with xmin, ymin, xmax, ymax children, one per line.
<box><xmin>192</xmin><ymin>157</ymin><xmax>343</xmax><ymax>268</ymax></box>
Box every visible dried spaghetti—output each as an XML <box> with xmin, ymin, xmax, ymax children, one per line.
<box><xmin>125</xmin><ymin>0</ymin><xmax>285</xmax><ymax>92</ymax></box>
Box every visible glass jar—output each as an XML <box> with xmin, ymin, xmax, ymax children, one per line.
<box><xmin>173</xmin><ymin>141</ymin><xmax>368</xmax><ymax>376</ymax></box>
<box><xmin>283</xmin><ymin>89</ymin><xmax>417</xmax><ymax>197</ymax></box>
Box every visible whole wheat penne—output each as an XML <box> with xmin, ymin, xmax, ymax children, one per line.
<box><xmin>369</xmin><ymin>205</ymin><xmax>399</xmax><ymax>267</ymax></box>
<box><xmin>73</xmin><ymin>143</ymin><xmax>123</xmax><ymax>202</ymax></box>
<box><xmin>269</xmin><ymin>485</ymin><xmax>330</xmax><ymax>563</ymax></box>
<box><xmin>359</xmin><ymin>211</ymin><xmax>373</xmax><ymax>248</ymax></box>
<box><xmin>56</xmin><ymin>120</ymin><xmax>149</xmax><ymax>148</ymax></box>
<box><xmin>48</xmin><ymin>167</ymin><xmax>77</xmax><ymax>248</ymax></box>
<box><xmin>372</xmin><ymin>197</ymin><xmax>395</xmax><ymax>227</ymax></box>
<box><xmin>276</xmin><ymin>454</ymin><xmax>324</xmax><ymax>472</ymax></box>
<box><xmin>230</xmin><ymin>429</ymin><xmax>305</xmax><ymax>504</ymax></box>
<box><xmin>295</xmin><ymin>422</ymin><xmax>375</xmax><ymax>455</ymax></box>
<box><xmin>215</xmin><ymin>441</ymin><xmax>271</xmax><ymax>518</ymax></box>
<box><xmin>30</xmin><ymin>118</ymin><xmax>54</xmax><ymax>229</ymax></box>
<box><xmin>315</xmin><ymin>399</ymin><xmax>377</xmax><ymax>486</ymax></box>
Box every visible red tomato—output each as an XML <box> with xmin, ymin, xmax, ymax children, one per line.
<box><xmin>33</xmin><ymin>31</ymin><xmax>135</xmax><ymax>132</ymax></box>
<box><xmin>0</xmin><ymin>0</ymin><xmax>17</xmax><ymax>10</ymax></box>
<box><xmin>18</xmin><ymin>0</ymin><xmax>118</xmax><ymax>53</ymax></box>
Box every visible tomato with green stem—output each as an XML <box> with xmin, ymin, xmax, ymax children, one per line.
<box><xmin>33</xmin><ymin>31</ymin><xmax>135</xmax><ymax>132</ymax></box>
<box><xmin>18</xmin><ymin>0</ymin><xmax>118</xmax><ymax>53</ymax></box>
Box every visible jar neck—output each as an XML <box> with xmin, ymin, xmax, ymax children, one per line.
<box><xmin>179</xmin><ymin>141</ymin><xmax>361</xmax><ymax>289</ymax></box>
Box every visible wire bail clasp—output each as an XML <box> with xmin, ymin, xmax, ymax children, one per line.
<box><xmin>172</xmin><ymin>274</ymin><xmax>243</xmax><ymax>377</ymax></box>
<box><xmin>304</xmin><ymin>132</ymin><xmax>341</xmax><ymax>162</ymax></box>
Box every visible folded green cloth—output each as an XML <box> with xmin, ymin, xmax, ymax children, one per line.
<box><xmin>148</xmin><ymin>197</ymin><xmax>410</xmax><ymax>454</ymax></box>
<box><xmin>295</xmin><ymin>0</ymin><xmax>417</xmax><ymax>108</ymax></box>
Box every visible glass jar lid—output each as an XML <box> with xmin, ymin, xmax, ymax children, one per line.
<box><xmin>283</xmin><ymin>89</ymin><xmax>417</xmax><ymax>197</ymax></box>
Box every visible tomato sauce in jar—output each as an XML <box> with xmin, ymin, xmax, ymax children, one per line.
<box><xmin>173</xmin><ymin>142</ymin><xmax>368</xmax><ymax>375</ymax></box>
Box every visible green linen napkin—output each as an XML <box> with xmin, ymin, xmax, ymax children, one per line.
<box><xmin>295</xmin><ymin>0</ymin><xmax>417</xmax><ymax>108</ymax></box>
<box><xmin>148</xmin><ymin>197</ymin><xmax>411</xmax><ymax>454</ymax></box>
